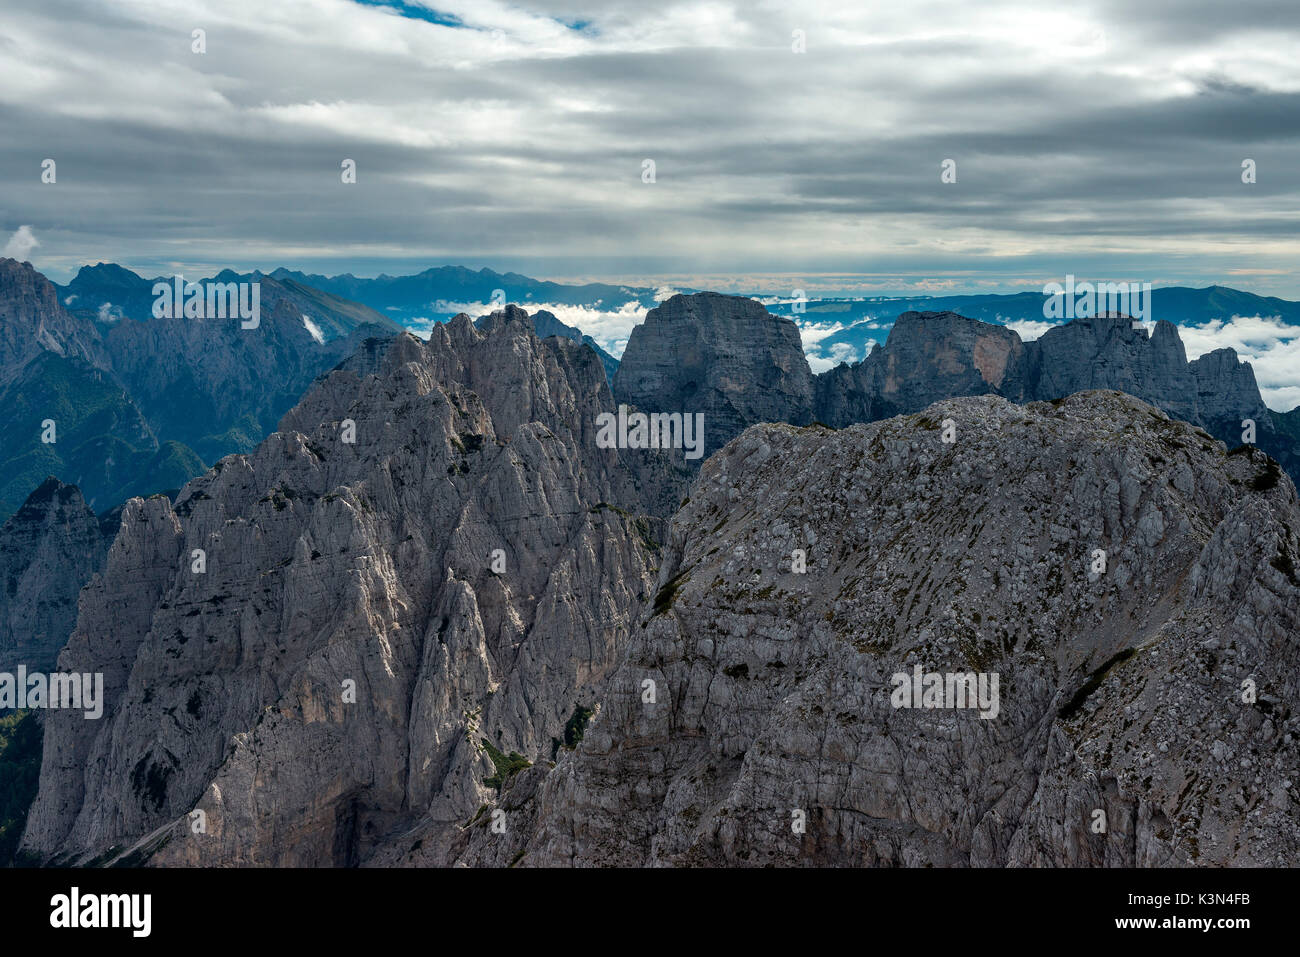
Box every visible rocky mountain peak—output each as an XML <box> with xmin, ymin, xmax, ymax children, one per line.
<box><xmin>457</xmin><ymin>390</ymin><xmax>1300</xmax><ymax>867</ymax></box>
<box><xmin>614</xmin><ymin>292</ymin><xmax>814</xmax><ymax>459</ymax></box>
<box><xmin>0</xmin><ymin>258</ymin><xmax>105</xmax><ymax>385</ymax></box>
<box><xmin>20</xmin><ymin>313</ymin><xmax>686</xmax><ymax>866</ymax></box>
<box><xmin>0</xmin><ymin>478</ymin><xmax>111</xmax><ymax>680</ymax></box>
<box><xmin>473</xmin><ymin>305</ymin><xmax>620</xmax><ymax>385</ymax></box>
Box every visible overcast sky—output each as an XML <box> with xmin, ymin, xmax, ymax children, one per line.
<box><xmin>2</xmin><ymin>0</ymin><xmax>1299</xmax><ymax>297</ymax></box>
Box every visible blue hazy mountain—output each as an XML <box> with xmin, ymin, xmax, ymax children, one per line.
<box><xmin>264</xmin><ymin>265</ymin><xmax>659</xmax><ymax>325</ymax></box>
<box><xmin>60</xmin><ymin>263</ymin><xmax>403</xmax><ymax>341</ymax></box>
<box><xmin>0</xmin><ymin>259</ymin><xmax>399</xmax><ymax>518</ymax></box>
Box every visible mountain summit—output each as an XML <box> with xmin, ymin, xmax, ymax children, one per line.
<box><xmin>614</xmin><ymin>294</ymin><xmax>1296</xmax><ymax>480</ymax></box>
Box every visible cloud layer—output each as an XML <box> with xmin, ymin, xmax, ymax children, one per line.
<box><xmin>1180</xmin><ymin>314</ymin><xmax>1300</xmax><ymax>411</ymax></box>
<box><xmin>1</xmin><ymin>0</ymin><xmax>1298</xmax><ymax>295</ymax></box>
<box><xmin>2</xmin><ymin>225</ymin><xmax>39</xmax><ymax>261</ymax></box>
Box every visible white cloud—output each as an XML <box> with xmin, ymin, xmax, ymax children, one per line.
<box><xmin>827</xmin><ymin>342</ymin><xmax>859</xmax><ymax>364</ymax></box>
<box><xmin>400</xmin><ymin>300</ymin><xmax>648</xmax><ymax>355</ymax></box>
<box><xmin>302</xmin><ymin>313</ymin><xmax>325</xmax><ymax>343</ymax></box>
<box><xmin>403</xmin><ymin>316</ymin><xmax>437</xmax><ymax>340</ymax></box>
<box><xmin>1266</xmin><ymin>385</ymin><xmax>1300</xmax><ymax>412</ymax></box>
<box><xmin>3</xmin><ymin>225</ymin><xmax>39</xmax><ymax>261</ymax></box>
<box><xmin>1004</xmin><ymin>318</ymin><xmax>1061</xmax><ymax>341</ymax></box>
<box><xmin>1179</xmin><ymin>314</ymin><xmax>1300</xmax><ymax>357</ymax></box>
<box><xmin>530</xmin><ymin>301</ymin><xmax>648</xmax><ymax>354</ymax></box>
<box><xmin>795</xmin><ymin>320</ymin><xmax>849</xmax><ymax>349</ymax></box>
<box><xmin>1179</xmin><ymin>314</ymin><xmax>1300</xmax><ymax>412</ymax></box>
<box><xmin>805</xmin><ymin>338</ymin><xmax>870</xmax><ymax>373</ymax></box>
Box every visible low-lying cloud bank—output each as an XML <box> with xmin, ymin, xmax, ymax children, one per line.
<box><xmin>403</xmin><ymin>301</ymin><xmax>649</xmax><ymax>358</ymax></box>
<box><xmin>798</xmin><ymin>320</ymin><xmax>875</xmax><ymax>372</ymax></box>
<box><xmin>1180</xmin><ymin>316</ymin><xmax>1300</xmax><ymax>413</ymax></box>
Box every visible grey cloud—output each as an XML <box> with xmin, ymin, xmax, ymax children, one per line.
<box><xmin>2</xmin><ymin>0</ymin><xmax>1298</xmax><ymax>293</ymax></box>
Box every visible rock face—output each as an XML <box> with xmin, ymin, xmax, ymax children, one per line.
<box><xmin>21</xmin><ymin>315</ymin><xmax>686</xmax><ymax>866</ymax></box>
<box><xmin>616</xmin><ymin>297</ymin><xmax>1293</xmax><ymax>480</ymax></box>
<box><xmin>816</xmin><ymin>312</ymin><xmax>1288</xmax><ymax>481</ymax></box>
<box><xmin>0</xmin><ymin>260</ymin><xmax>104</xmax><ymax>387</ymax></box>
<box><xmin>0</xmin><ymin>479</ymin><xmax>112</xmax><ymax>679</ymax></box>
<box><xmin>101</xmin><ymin>298</ymin><xmax>392</xmax><ymax>463</ymax></box>
<box><xmin>1025</xmin><ymin>317</ymin><xmax>1273</xmax><ymax>441</ymax></box>
<box><xmin>1026</xmin><ymin>317</ymin><xmax>1195</xmax><ymax>416</ymax></box>
<box><xmin>817</xmin><ymin>313</ymin><xmax>1274</xmax><ymax>446</ymax></box>
<box><xmin>459</xmin><ymin>392</ymin><xmax>1300</xmax><ymax>867</ymax></box>
<box><xmin>814</xmin><ymin>312</ymin><xmax>1029</xmax><ymax>425</ymax></box>
<box><xmin>506</xmin><ymin>308</ymin><xmax>619</xmax><ymax>385</ymax></box>
<box><xmin>614</xmin><ymin>293</ymin><xmax>814</xmax><ymax>459</ymax></box>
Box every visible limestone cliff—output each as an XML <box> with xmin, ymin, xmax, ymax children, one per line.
<box><xmin>459</xmin><ymin>393</ymin><xmax>1300</xmax><ymax>867</ymax></box>
<box><xmin>21</xmin><ymin>314</ymin><xmax>686</xmax><ymax>865</ymax></box>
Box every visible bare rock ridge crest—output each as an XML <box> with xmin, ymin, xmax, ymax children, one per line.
<box><xmin>460</xmin><ymin>393</ymin><xmax>1300</xmax><ymax>866</ymax></box>
<box><xmin>21</xmin><ymin>310</ymin><xmax>684</xmax><ymax>865</ymax></box>
<box><xmin>614</xmin><ymin>293</ymin><xmax>1291</xmax><ymax>479</ymax></box>
<box><xmin>9</xmin><ymin>288</ymin><xmax>1299</xmax><ymax>867</ymax></box>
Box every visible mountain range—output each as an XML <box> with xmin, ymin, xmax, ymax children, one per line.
<box><xmin>259</xmin><ymin>266</ymin><xmax>656</xmax><ymax>324</ymax></box>
<box><xmin>2</xmin><ymin>267</ymin><xmax>1298</xmax><ymax>868</ymax></box>
<box><xmin>60</xmin><ymin>259</ymin><xmax>623</xmax><ymax>383</ymax></box>
<box><xmin>771</xmin><ymin>286</ymin><xmax>1300</xmax><ymax>368</ymax></box>
<box><xmin>0</xmin><ymin>259</ymin><xmax>401</xmax><ymax>520</ymax></box>
<box><xmin>614</xmin><ymin>292</ymin><xmax>1300</xmax><ymax>480</ymax></box>
<box><xmin>57</xmin><ymin>259</ymin><xmax>1300</xmax><ymax>407</ymax></box>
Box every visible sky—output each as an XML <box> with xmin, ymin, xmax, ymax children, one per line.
<box><xmin>2</xmin><ymin>0</ymin><xmax>1299</xmax><ymax>299</ymax></box>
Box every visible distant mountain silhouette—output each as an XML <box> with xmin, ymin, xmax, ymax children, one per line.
<box><xmin>264</xmin><ymin>265</ymin><xmax>658</xmax><ymax>324</ymax></box>
<box><xmin>0</xmin><ymin>259</ymin><xmax>398</xmax><ymax>518</ymax></box>
<box><xmin>616</xmin><ymin>293</ymin><xmax>1300</xmax><ymax>482</ymax></box>
<box><xmin>780</xmin><ymin>285</ymin><xmax>1300</xmax><ymax>366</ymax></box>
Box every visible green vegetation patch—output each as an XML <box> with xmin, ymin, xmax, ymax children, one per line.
<box><xmin>481</xmin><ymin>738</ymin><xmax>531</xmax><ymax>793</ymax></box>
<box><xmin>651</xmin><ymin>568</ymin><xmax>692</xmax><ymax>619</ymax></box>
<box><xmin>130</xmin><ymin>751</ymin><xmax>176</xmax><ymax>813</ymax></box>
<box><xmin>1251</xmin><ymin>459</ymin><xmax>1282</xmax><ymax>492</ymax></box>
<box><xmin>563</xmin><ymin>704</ymin><xmax>595</xmax><ymax>750</ymax></box>
<box><xmin>0</xmin><ymin>711</ymin><xmax>42</xmax><ymax>867</ymax></box>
